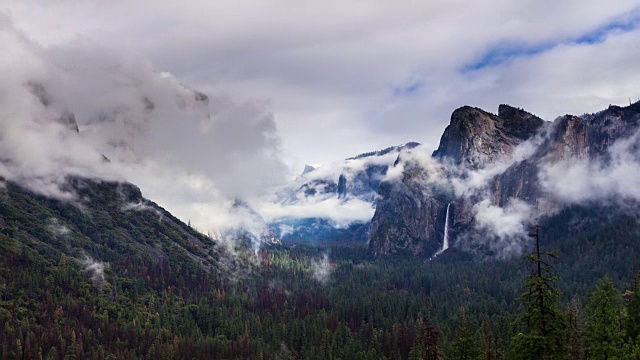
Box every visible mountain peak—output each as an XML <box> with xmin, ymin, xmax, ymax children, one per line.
<box><xmin>432</xmin><ymin>105</ymin><xmax>544</xmax><ymax>168</ymax></box>
<box><xmin>301</xmin><ymin>164</ymin><xmax>316</xmax><ymax>176</ymax></box>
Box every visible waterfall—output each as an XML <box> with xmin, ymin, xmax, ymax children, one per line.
<box><xmin>442</xmin><ymin>203</ymin><xmax>451</xmax><ymax>252</ymax></box>
<box><xmin>432</xmin><ymin>203</ymin><xmax>451</xmax><ymax>259</ymax></box>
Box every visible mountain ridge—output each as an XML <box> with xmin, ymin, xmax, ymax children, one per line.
<box><xmin>369</xmin><ymin>101</ymin><xmax>640</xmax><ymax>257</ymax></box>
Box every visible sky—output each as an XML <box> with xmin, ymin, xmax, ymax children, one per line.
<box><xmin>3</xmin><ymin>0</ymin><xmax>640</xmax><ymax>237</ymax></box>
<box><xmin>4</xmin><ymin>0</ymin><xmax>640</xmax><ymax>168</ymax></box>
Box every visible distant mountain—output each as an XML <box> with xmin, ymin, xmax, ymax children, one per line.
<box><xmin>221</xmin><ymin>199</ymin><xmax>281</xmax><ymax>251</ymax></box>
<box><xmin>266</xmin><ymin>142</ymin><xmax>420</xmax><ymax>243</ymax></box>
<box><xmin>369</xmin><ymin>102</ymin><xmax>640</xmax><ymax>257</ymax></box>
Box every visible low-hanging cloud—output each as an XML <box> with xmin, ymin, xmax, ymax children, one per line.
<box><xmin>450</xmin><ymin>129</ymin><xmax>550</xmax><ymax>197</ymax></box>
<box><xmin>80</xmin><ymin>254</ymin><xmax>108</xmax><ymax>287</ymax></box>
<box><xmin>0</xmin><ymin>16</ymin><xmax>288</xmax><ymax>236</ymax></box>
<box><xmin>121</xmin><ymin>201</ymin><xmax>164</xmax><ymax>222</ymax></box>
<box><xmin>46</xmin><ymin>218</ymin><xmax>71</xmax><ymax>237</ymax></box>
<box><xmin>310</xmin><ymin>253</ymin><xmax>333</xmax><ymax>285</ymax></box>
<box><xmin>259</xmin><ymin>146</ymin><xmax>416</xmax><ymax>228</ymax></box>
<box><xmin>260</xmin><ymin>197</ymin><xmax>375</xmax><ymax>228</ymax></box>
<box><xmin>385</xmin><ymin>145</ymin><xmax>448</xmax><ymax>186</ymax></box>
<box><xmin>472</xmin><ymin>199</ymin><xmax>534</xmax><ymax>256</ymax></box>
<box><xmin>539</xmin><ymin>129</ymin><xmax>640</xmax><ymax>204</ymax></box>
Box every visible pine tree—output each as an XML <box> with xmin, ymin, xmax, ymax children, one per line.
<box><xmin>45</xmin><ymin>346</ymin><xmax>58</xmax><ymax>360</ymax></box>
<box><xmin>624</xmin><ymin>271</ymin><xmax>640</xmax><ymax>344</ymax></box>
<box><xmin>449</xmin><ymin>310</ymin><xmax>480</xmax><ymax>360</ymax></box>
<box><xmin>510</xmin><ymin>225</ymin><xmax>566</xmax><ymax>360</ymax></box>
<box><xmin>565</xmin><ymin>298</ymin><xmax>587</xmax><ymax>360</ymax></box>
<box><xmin>587</xmin><ymin>275</ymin><xmax>623</xmax><ymax>359</ymax></box>
<box><xmin>64</xmin><ymin>330</ymin><xmax>77</xmax><ymax>360</ymax></box>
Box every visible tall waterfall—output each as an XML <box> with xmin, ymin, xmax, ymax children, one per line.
<box><xmin>442</xmin><ymin>203</ymin><xmax>451</xmax><ymax>252</ymax></box>
<box><xmin>432</xmin><ymin>203</ymin><xmax>451</xmax><ymax>259</ymax></box>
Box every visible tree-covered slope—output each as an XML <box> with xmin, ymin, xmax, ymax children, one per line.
<box><xmin>2</xmin><ymin>175</ymin><xmax>640</xmax><ymax>359</ymax></box>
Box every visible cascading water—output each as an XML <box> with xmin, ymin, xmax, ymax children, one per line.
<box><xmin>432</xmin><ymin>203</ymin><xmax>451</xmax><ymax>259</ymax></box>
<box><xmin>442</xmin><ymin>203</ymin><xmax>451</xmax><ymax>252</ymax></box>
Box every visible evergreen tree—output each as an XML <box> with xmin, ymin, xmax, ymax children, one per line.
<box><xmin>45</xmin><ymin>346</ymin><xmax>58</xmax><ymax>360</ymax></box>
<box><xmin>587</xmin><ymin>275</ymin><xmax>623</xmax><ymax>359</ymax></box>
<box><xmin>449</xmin><ymin>310</ymin><xmax>480</xmax><ymax>360</ymax></box>
<box><xmin>510</xmin><ymin>225</ymin><xmax>566</xmax><ymax>360</ymax></box>
<box><xmin>64</xmin><ymin>331</ymin><xmax>77</xmax><ymax>360</ymax></box>
<box><xmin>565</xmin><ymin>299</ymin><xmax>587</xmax><ymax>360</ymax></box>
<box><xmin>624</xmin><ymin>271</ymin><xmax>640</xmax><ymax>344</ymax></box>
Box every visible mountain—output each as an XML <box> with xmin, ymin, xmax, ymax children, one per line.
<box><xmin>0</xmin><ymin>176</ymin><xmax>244</xmax><ymax>277</ymax></box>
<box><xmin>221</xmin><ymin>199</ymin><xmax>281</xmax><ymax>252</ymax></box>
<box><xmin>266</xmin><ymin>142</ymin><xmax>419</xmax><ymax>243</ymax></box>
<box><xmin>369</xmin><ymin>102</ymin><xmax>640</xmax><ymax>257</ymax></box>
<box><xmin>432</xmin><ymin>105</ymin><xmax>545</xmax><ymax>167</ymax></box>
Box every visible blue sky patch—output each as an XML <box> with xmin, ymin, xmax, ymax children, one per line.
<box><xmin>392</xmin><ymin>79</ymin><xmax>424</xmax><ymax>97</ymax></box>
<box><xmin>463</xmin><ymin>9</ymin><xmax>640</xmax><ymax>73</ymax></box>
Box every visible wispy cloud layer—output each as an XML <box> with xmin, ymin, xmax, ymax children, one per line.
<box><xmin>0</xmin><ymin>17</ymin><xmax>286</xmax><ymax>234</ymax></box>
<box><xmin>540</xmin><ymin>130</ymin><xmax>640</xmax><ymax>204</ymax></box>
<box><xmin>4</xmin><ymin>1</ymin><xmax>640</xmax><ymax>168</ymax></box>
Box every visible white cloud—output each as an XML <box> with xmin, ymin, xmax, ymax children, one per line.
<box><xmin>80</xmin><ymin>254</ymin><xmax>107</xmax><ymax>287</ymax></box>
<box><xmin>121</xmin><ymin>201</ymin><xmax>164</xmax><ymax>222</ymax></box>
<box><xmin>0</xmin><ymin>18</ymin><xmax>287</xmax><ymax>236</ymax></box>
<box><xmin>310</xmin><ymin>253</ymin><xmax>333</xmax><ymax>285</ymax></box>
<box><xmin>473</xmin><ymin>199</ymin><xmax>533</xmax><ymax>239</ymax></box>
<box><xmin>4</xmin><ymin>1</ymin><xmax>640</xmax><ymax>169</ymax></box>
<box><xmin>450</xmin><ymin>130</ymin><xmax>549</xmax><ymax>196</ymax></box>
<box><xmin>540</xmin><ymin>129</ymin><xmax>640</xmax><ymax>204</ymax></box>
<box><xmin>46</xmin><ymin>218</ymin><xmax>70</xmax><ymax>237</ymax></box>
<box><xmin>387</xmin><ymin>146</ymin><xmax>448</xmax><ymax>185</ymax></box>
<box><xmin>259</xmin><ymin>197</ymin><xmax>375</xmax><ymax>228</ymax></box>
<box><xmin>472</xmin><ymin>199</ymin><xmax>534</xmax><ymax>256</ymax></box>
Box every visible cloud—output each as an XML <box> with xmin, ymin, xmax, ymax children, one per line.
<box><xmin>3</xmin><ymin>2</ymin><xmax>640</xmax><ymax>258</ymax></box>
<box><xmin>121</xmin><ymin>201</ymin><xmax>164</xmax><ymax>222</ymax></box>
<box><xmin>46</xmin><ymin>218</ymin><xmax>71</xmax><ymax>237</ymax></box>
<box><xmin>310</xmin><ymin>253</ymin><xmax>333</xmax><ymax>285</ymax></box>
<box><xmin>259</xmin><ymin>146</ymin><xmax>414</xmax><ymax>227</ymax></box>
<box><xmin>539</xmin><ymin>129</ymin><xmax>640</xmax><ymax>204</ymax></box>
<box><xmin>450</xmin><ymin>129</ymin><xmax>550</xmax><ymax>196</ymax></box>
<box><xmin>259</xmin><ymin>197</ymin><xmax>375</xmax><ymax>228</ymax></box>
<box><xmin>5</xmin><ymin>1</ymin><xmax>640</xmax><ymax>170</ymax></box>
<box><xmin>80</xmin><ymin>254</ymin><xmax>107</xmax><ymax>287</ymax></box>
<box><xmin>387</xmin><ymin>145</ymin><xmax>448</xmax><ymax>185</ymax></box>
<box><xmin>472</xmin><ymin>199</ymin><xmax>534</xmax><ymax>257</ymax></box>
<box><xmin>463</xmin><ymin>7</ymin><xmax>640</xmax><ymax>71</ymax></box>
<box><xmin>473</xmin><ymin>199</ymin><xmax>533</xmax><ymax>239</ymax></box>
<box><xmin>0</xmin><ymin>17</ymin><xmax>287</xmax><ymax>236</ymax></box>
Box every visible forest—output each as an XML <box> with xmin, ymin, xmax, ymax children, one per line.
<box><xmin>1</xmin><ymin>180</ymin><xmax>640</xmax><ymax>359</ymax></box>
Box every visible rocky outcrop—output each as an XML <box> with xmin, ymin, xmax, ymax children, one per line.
<box><xmin>489</xmin><ymin>102</ymin><xmax>640</xmax><ymax>209</ymax></box>
<box><xmin>370</xmin><ymin>105</ymin><xmax>544</xmax><ymax>256</ymax></box>
<box><xmin>369</xmin><ymin>101</ymin><xmax>640</xmax><ymax>258</ymax></box>
<box><xmin>432</xmin><ymin>105</ymin><xmax>544</xmax><ymax>168</ymax></box>
<box><xmin>368</xmin><ymin>175</ymin><xmax>448</xmax><ymax>256</ymax></box>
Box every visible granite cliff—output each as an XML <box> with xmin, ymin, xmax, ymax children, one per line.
<box><xmin>369</xmin><ymin>101</ymin><xmax>640</xmax><ymax>257</ymax></box>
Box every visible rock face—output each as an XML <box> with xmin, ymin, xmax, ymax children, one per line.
<box><xmin>489</xmin><ymin>102</ymin><xmax>640</xmax><ymax>209</ymax></box>
<box><xmin>368</xmin><ymin>101</ymin><xmax>640</xmax><ymax>257</ymax></box>
<box><xmin>432</xmin><ymin>105</ymin><xmax>544</xmax><ymax>168</ymax></box>
<box><xmin>368</xmin><ymin>175</ymin><xmax>448</xmax><ymax>256</ymax></box>
<box><xmin>370</xmin><ymin>105</ymin><xmax>544</xmax><ymax>256</ymax></box>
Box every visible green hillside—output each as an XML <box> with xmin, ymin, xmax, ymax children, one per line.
<box><xmin>1</xmin><ymin>178</ymin><xmax>640</xmax><ymax>359</ymax></box>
